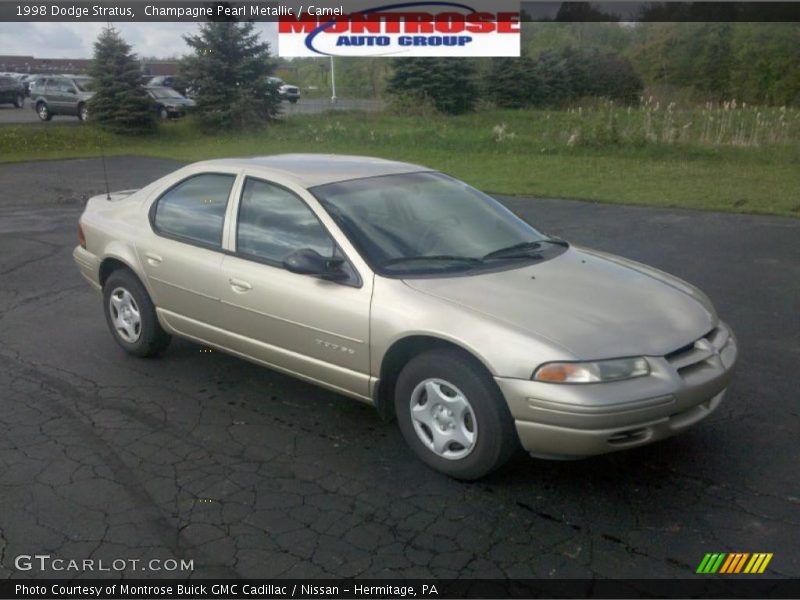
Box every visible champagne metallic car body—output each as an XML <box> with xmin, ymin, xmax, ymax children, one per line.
<box><xmin>74</xmin><ymin>155</ymin><xmax>737</xmax><ymax>478</ymax></box>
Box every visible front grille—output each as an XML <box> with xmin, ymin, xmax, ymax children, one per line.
<box><xmin>665</xmin><ymin>325</ymin><xmax>731</xmax><ymax>376</ymax></box>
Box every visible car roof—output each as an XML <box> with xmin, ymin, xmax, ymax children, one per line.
<box><xmin>191</xmin><ymin>154</ymin><xmax>433</xmax><ymax>188</ymax></box>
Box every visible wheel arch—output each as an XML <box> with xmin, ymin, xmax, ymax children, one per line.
<box><xmin>98</xmin><ymin>245</ymin><xmax>145</xmax><ymax>289</ymax></box>
<box><xmin>99</xmin><ymin>257</ymin><xmax>136</xmax><ymax>287</ymax></box>
<box><xmin>373</xmin><ymin>334</ymin><xmax>496</xmax><ymax>422</ymax></box>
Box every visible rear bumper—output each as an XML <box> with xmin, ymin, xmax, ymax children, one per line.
<box><xmin>73</xmin><ymin>245</ymin><xmax>101</xmax><ymax>291</ymax></box>
<box><xmin>496</xmin><ymin>322</ymin><xmax>737</xmax><ymax>458</ymax></box>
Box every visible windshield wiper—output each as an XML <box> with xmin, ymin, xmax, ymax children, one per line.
<box><xmin>382</xmin><ymin>255</ymin><xmax>482</xmax><ymax>268</ymax></box>
<box><xmin>543</xmin><ymin>236</ymin><xmax>570</xmax><ymax>247</ymax></box>
<box><xmin>482</xmin><ymin>238</ymin><xmax>570</xmax><ymax>261</ymax></box>
<box><xmin>482</xmin><ymin>241</ymin><xmax>544</xmax><ymax>261</ymax></box>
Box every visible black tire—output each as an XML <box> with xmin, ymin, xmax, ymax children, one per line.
<box><xmin>36</xmin><ymin>102</ymin><xmax>51</xmax><ymax>121</ymax></box>
<box><xmin>289</xmin><ymin>98</ymin><xmax>298</xmax><ymax>104</ymax></box>
<box><xmin>394</xmin><ymin>348</ymin><xmax>519</xmax><ymax>480</ymax></box>
<box><xmin>13</xmin><ymin>94</ymin><xmax>23</xmax><ymax>108</ymax></box>
<box><xmin>103</xmin><ymin>269</ymin><xmax>171</xmax><ymax>358</ymax></box>
<box><xmin>158</xmin><ymin>106</ymin><xmax>168</xmax><ymax>120</ymax></box>
<box><xmin>78</xmin><ymin>103</ymin><xmax>88</xmax><ymax>122</ymax></box>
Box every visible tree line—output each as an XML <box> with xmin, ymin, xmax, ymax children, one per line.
<box><xmin>286</xmin><ymin>22</ymin><xmax>800</xmax><ymax>113</ymax></box>
<box><xmin>88</xmin><ymin>21</ymin><xmax>800</xmax><ymax>133</ymax></box>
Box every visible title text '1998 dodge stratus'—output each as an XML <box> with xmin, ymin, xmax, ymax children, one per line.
<box><xmin>73</xmin><ymin>154</ymin><xmax>737</xmax><ymax>479</ymax></box>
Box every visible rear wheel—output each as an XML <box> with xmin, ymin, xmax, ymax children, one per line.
<box><xmin>394</xmin><ymin>349</ymin><xmax>518</xmax><ymax>480</ymax></box>
<box><xmin>103</xmin><ymin>269</ymin><xmax>171</xmax><ymax>357</ymax></box>
<box><xmin>36</xmin><ymin>102</ymin><xmax>51</xmax><ymax>121</ymax></box>
<box><xmin>13</xmin><ymin>93</ymin><xmax>23</xmax><ymax>108</ymax></box>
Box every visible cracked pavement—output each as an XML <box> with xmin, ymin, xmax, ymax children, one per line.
<box><xmin>0</xmin><ymin>157</ymin><xmax>798</xmax><ymax>580</ymax></box>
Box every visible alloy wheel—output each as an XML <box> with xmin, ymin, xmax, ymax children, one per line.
<box><xmin>409</xmin><ymin>378</ymin><xmax>477</xmax><ymax>460</ymax></box>
<box><xmin>109</xmin><ymin>287</ymin><xmax>142</xmax><ymax>343</ymax></box>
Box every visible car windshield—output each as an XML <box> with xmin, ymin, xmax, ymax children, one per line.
<box><xmin>149</xmin><ymin>87</ymin><xmax>183</xmax><ymax>99</ymax></box>
<box><xmin>313</xmin><ymin>172</ymin><xmax>550</xmax><ymax>276</ymax></box>
<box><xmin>73</xmin><ymin>78</ymin><xmax>94</xmax><ymax>92</ymax></box>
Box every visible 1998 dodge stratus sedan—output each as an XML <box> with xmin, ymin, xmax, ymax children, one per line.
<box><xmin>74</xmin><ymin>155</ymin><xmax>737</xmax><ymax>479</ymax></box>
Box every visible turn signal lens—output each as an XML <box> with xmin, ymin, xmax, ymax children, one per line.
<box><xmin>533</xmin><ymin>357</ymin><xmax>650</xmax><ymax>384</ymax></box>
<box><xmin>78</xmin><ymin>223</ymin><xmax>87</xmax><ymax>249</ymax></box>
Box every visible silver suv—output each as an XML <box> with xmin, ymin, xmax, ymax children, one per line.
<box><xmin>30</xmin><ymin>75</ymin><xmax>94</xmax><ymax>121</ymax></box>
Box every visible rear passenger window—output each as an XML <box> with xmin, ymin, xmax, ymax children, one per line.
<box><xmin>153</xmin><ymin>173</ymin><xmax>235</xmax><ymax>248</ymax></box>
<box><xmin>237</xmin><ymin>178</ymin><xmax>334</xmax><ymax>263</ymax></box>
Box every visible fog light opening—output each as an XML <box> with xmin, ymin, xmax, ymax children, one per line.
<box><xmin>607</xmin><ymin>428</ymin><xmax>649</xmax><ymax>446</ymax></box>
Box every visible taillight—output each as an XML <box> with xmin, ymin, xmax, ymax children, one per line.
<box><xmin>78</xmin><ymin>223</ymin><xmax>86</xmax><ymax>249</ymax></box>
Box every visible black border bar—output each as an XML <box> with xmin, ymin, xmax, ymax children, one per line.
<box><xmin>2</xmin><ymin>579</ymin><xmax>800</xmax><ymax>599</ymax></box>
<box><xmin>1</xmin><ymin>1</ymin><xmax>800</xmax><ymax>22</ymax></box>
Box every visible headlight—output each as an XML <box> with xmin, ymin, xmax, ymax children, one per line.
<box><xmin>533</xmin><ymin>357</ymin><xmax>650</xmax><ymax>383</ymax></box>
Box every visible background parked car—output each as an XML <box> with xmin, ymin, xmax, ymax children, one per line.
<box><xmin>145</xmin><ymin>86</ymin><xmax>196</xmax><ymax>119</ymax></box>
<box><xmin>18</xmin><ymin>74</ymin><xmax>41</xmax><ymax>97</ymax></box>
<box><xmin>268</xmin><ymin>77</ymin><xmax>301</xmax><ymax>104</ymax></box>
<box><xmin>146</xmin><ymin>75</ymin><xmax>190</xmax><ymax>97</ymax></box>
<box><xmin>30</xmin><ymin>76</ymin><xmax>95</xmax><ymax>122</ymax></box>
<box><xmin>0</xmin><ymin>75</ymin><xmax>25</xmax><ymax>108</ymax></box>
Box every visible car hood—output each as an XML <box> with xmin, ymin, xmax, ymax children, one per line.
<box><xmin>402</xmin><ymin>247</ymin><xmax>716</xmax><ymax>359</ymax></box>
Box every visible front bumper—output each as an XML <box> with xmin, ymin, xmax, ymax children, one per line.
<box><xmin>496</xmin><ymin>322</ymin><xmax>738</xmax><ymax>458</ymax></box>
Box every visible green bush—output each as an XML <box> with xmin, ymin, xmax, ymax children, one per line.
<box><xmin>485</xmin><ymin>49</ymin><xmax>643</xmax><ymax>109</ymax></box>
<box><xmin>387</xmin><ymin>58</ymin><xmax>477</xmax><ymax>115</ymax></box>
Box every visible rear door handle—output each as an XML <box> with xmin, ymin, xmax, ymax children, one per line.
<box><xmin>229</xmin><ymin>278</ymin><xmax>252</xmax><ymax>292</ymax></box>
<box><xmin>145</xmin><ymin>252</ymin><xmax>163</xmax><ymax>266</ymax></box>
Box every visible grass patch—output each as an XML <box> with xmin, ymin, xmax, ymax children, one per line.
<box><xmin>2</xmin><ymin>107</ymin><xmax>799</xmax><ymax>217</ymax></box>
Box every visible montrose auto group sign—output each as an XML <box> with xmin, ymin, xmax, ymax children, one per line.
<box><xmin>278</xmin><ymin>1</ymin><xmax>521</xmax><ymax>57</ymax></box>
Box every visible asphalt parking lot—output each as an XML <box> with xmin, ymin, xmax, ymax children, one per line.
<box><xmin>0</xmin><ymin>98</ymin><xmax>383</xmax><ymax>125</ymax></box>
<box><xmin>0</xmin><ymin>156</ymin><xmax>798</xmax><ymax>580</ymax></box>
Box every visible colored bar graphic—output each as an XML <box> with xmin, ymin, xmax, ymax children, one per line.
<box><xmin>744</xmin><ymin>553</ymin><xmax>774</xmax><ymax>574</ymax></box>
<box><xmin>697</xmin><ymin>553</ymin><xmax>714</xmax><ymax>573</ymax></box>
<box><xmin>710</xmin><ymin>553</ymin><xmax>726</xmax><ymax>573</ymax></box>
<box><xmin>697</xmin><ymin>553</ymin><xmax>727</xmax><ymax>573</ymax></box>
<box><xmin>719</xmin><ymin>553</ymin><xmax>736</xmax><ymax>573</ymax></box>
<box><xmin>700</xmin><ymin>552</ymin><xmax>774</xmax><ymax>574</ymax></box>
<box><xmin>733</xmin><ymin>553</ymin><xmax>750</xmax><ymax>573</ymax></box>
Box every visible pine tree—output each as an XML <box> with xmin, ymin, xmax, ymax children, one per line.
<box><xmin>484</xmin><ymin>57</ymin><xmax>544</xmax><ymax>108</ymax></box>
<box><xmin>387</xmin><ymin>58</ymin><xmax>477</xmax><ymax>115</ymax></box>
<box><xmin>88</xmin><ymin>27</ymin><xmax>156</xmax><ymax>134</ymax></box>
<box><xmin>181</xmin><ymin>22</ymin><xmax>280</xmax><ymax>131</ymax></box>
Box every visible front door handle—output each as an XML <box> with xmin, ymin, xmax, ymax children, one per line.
<box><xmin>145</xmin><ymin>252</ymin><xmax>163</xmax><ymax>266</ymax></box>
<box><xmin>229</xmin><ymin>278</ymin><xmax>252</xmax><ymax>292</ymax></box>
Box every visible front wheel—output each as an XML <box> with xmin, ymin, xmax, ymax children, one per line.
<box><xmin>78</xmin><ymin>103</ymin><xmax>89</xmax><ymax>122</ymax></box>
<box><xmin>36</xmin><ymin>102</ymin><xmax>52</xmax><ymax>121</ymax></box>
<box><xmin>158</xmin><ymin>106</ymin><xmax>169</xmax><ymax>120</ymax></box>
<box><xmin>103</xmin><ymin>269</ymin><xmax>171</xmax><ymax>357</ymax></box>
<box><xmin>13</xmin><ymin>93</ymin><xmax>23</xmax><ymax>108</ymax></box>
<box><xmin>394</xmin><ymin>349</ymin><xmax>519</xmax><ymax>480</ymax></box>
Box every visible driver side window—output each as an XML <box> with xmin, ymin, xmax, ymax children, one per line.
<box><xmin>236</xmin><ymin>178</ymin><xmax>334</xmax><ymax>264</ymax></box>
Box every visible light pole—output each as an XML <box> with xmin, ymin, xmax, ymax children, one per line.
<box><xmin>330</xmin><ymin>55</ymin><xmax>337</xmax><ymax>104</ymax></box>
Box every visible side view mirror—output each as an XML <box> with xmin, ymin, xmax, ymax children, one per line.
<box><xmin>283</xmin><ymin>248</ymin><xmax>348</xmax><ymax>281</ymax></box>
